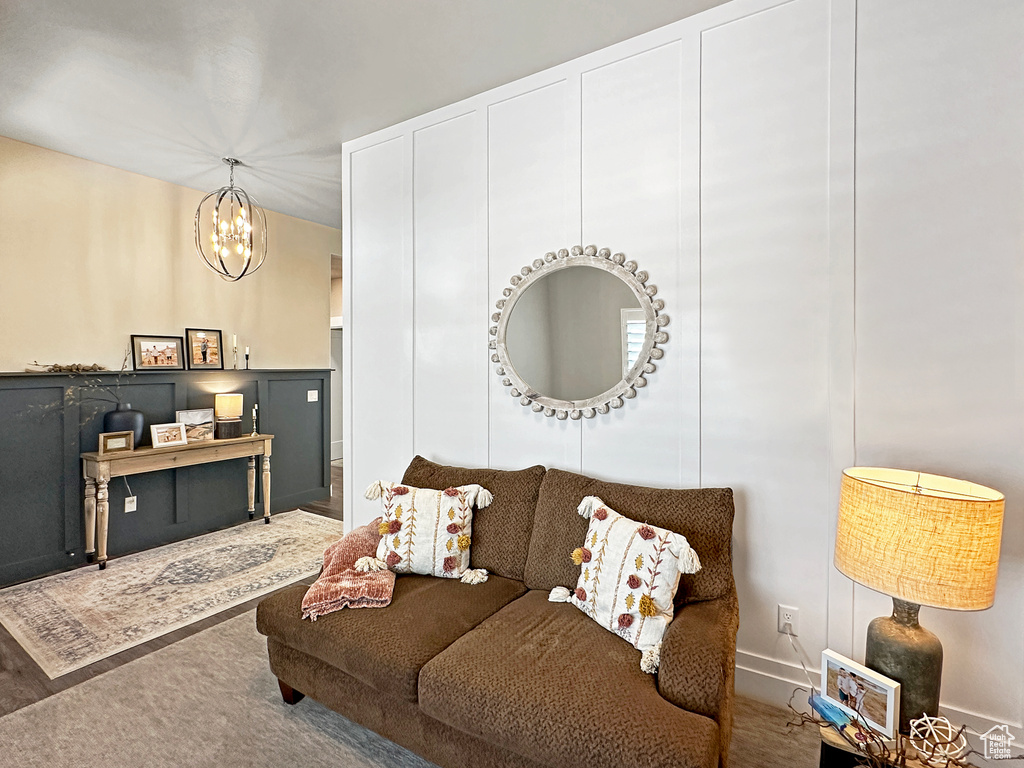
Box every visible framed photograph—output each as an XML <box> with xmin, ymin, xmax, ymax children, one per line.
<box><xmin>185</xmin><ymin>328</ymin><xmax>223</xmax><ymax>370</ymax></box>
<box><xmin>821</xmin><ymin>649</ymin><xmax>901</xmax><ymax>739</ymax></box>
<box><xmin>176</xmin><ymin>408</ymin><xmax>215</xmax><ymax>442</ymax></box>
<box><xmin>98</xmin><ymin>430</ymin><xmax>134</xmax><ymax>455</ymax></box>
<box><xmin>150</xmin><ymin>422</ymin><xmax>188</xmax><ymax>448</ymax></box>
<box><xmin>131</xmin><ymin>335</ymin><xmax>184</xmax><ymax>371</ymax></box>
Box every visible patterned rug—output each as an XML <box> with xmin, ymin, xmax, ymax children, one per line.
<box><xmin>0</xmin><ymin>510</ymin><xmax>344</xmax><ymax>678</ymax></box>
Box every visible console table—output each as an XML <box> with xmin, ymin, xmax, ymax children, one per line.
<box><xmin>80</xmin><ymin>434</ymin><xmax>274</xmax><ymax>569</ymax></box>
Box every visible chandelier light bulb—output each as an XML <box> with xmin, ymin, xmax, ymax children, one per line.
<box><xmin>194</xmin><ymin>157</ymin><xmax>267</xmax><ymax>282</ymax></box>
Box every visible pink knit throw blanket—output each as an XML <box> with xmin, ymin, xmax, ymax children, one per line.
<box><xmin>301</xmin><ymin>518</ymin><xmax>395</xmax><ymax>621</ymax></box>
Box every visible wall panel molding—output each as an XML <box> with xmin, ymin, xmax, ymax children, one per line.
<box><xmin>341</xmin><ymin>0</ymin><xmax>1024</xmax><ymax>728</ymax></box>
<box><xmin>0</xmin><ymin>369</ymin><xmax>330</xmax><ymax>586</ymax></box>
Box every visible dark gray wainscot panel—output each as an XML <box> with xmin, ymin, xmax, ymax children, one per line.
<box><xmin>0</xmin><ymin>369</ymin><xmax>330</xmax><ymax>586</ymax></box>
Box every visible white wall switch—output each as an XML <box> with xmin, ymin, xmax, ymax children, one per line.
<box><xmin>307</xmin><ymin>390</ymin><xmax>319</xmax><ymax>402</ymax></box>
<box><xmin>124</xmin><ymin>496</ymin><xmax>137</xmax><ymax>513</ymax></box>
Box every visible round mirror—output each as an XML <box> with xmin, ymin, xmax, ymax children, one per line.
<box><xmin>505</xmin><ymin>266</ymin><xmax>641</xmax><ymax>401</ymax></box>
<box><xmin>489</xmin><ymin>245</ymin><xmax>669</xmax><ymax>420</ymax></box>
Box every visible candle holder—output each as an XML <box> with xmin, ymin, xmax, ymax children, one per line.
<box><xmin>245</xmin><ymin>352</ymin><xmax>250</xmax><ymax>370</ymax></box>
<box><xmin>250</xmin><ymin>403</ymin><xmax>259</xmax><ymax>437</ymax></box>
<box><xmin>233</xmin><ymin>344</ymin><xmax>238</xmax><ymax>370</ymax></box>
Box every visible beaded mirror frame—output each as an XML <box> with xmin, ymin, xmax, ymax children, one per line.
<box><xmin>489</xmin><ymin>245</ymin><xmax>669</xmax><ymax>420</ymax></box>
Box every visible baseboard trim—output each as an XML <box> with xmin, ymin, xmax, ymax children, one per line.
<box><xmin>735</xmin><ymin>650</ymin><xmax>814</xmax><ymax>712</ymax></box>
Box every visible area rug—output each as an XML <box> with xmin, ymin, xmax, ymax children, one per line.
<box><xmin>0</xmin><ymin>510</ymin><xmax>344</xmax><ymax>678</ymax></box>
<box><xmin>0</xmin><ymin>610</ymin><xmax>434</xmax><ymax>768</ymax></box>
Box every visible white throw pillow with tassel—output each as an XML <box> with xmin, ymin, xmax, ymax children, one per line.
<box><xmin>362</xmin><ymin>481</ymin><xmax>492</xmax><ymax>583</ymax></box>
<box><xmin>548</xmin><ymin>495</ymin><xmax>701</xmax><ymax>673</ymax></box>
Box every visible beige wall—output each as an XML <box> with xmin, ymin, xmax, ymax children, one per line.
<box><xmin>0</xmin><ymin>135</ymin><xmax>340</xmax><ymax>372</ymax></box>
<box><xmin>330</xmin><ymin>277</ymin><xmax>343</xmax><ymax>318</ymax></box>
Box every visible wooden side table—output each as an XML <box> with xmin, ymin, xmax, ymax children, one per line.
<box><xmin>820</xmin><ymin>726</ymin><xmax>928</xmax><ymax>768</ymax></box>
<box><xmin>80</xmin><ymin>434</ymin><xmax>273</xmax><ymax>569</ymax></box>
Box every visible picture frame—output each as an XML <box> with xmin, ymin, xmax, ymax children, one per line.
<box><xmin>184</xmin><ymin>328</ymin><xmax>223</xmax><ymax>370</ymax></box>
<box><xmin>98</xmin><ymin>430</ymin><xmax>134</xmax><ymax>455</ymax></box>
<box><xmin>150</xmin><ymin>422</ymin><xmax>188</xmax><ymax>448</ymax></box>
<box><xmin>131</xmin><ymin>335</ymin><xmax>184</xmax><ymax>371</ymax></box>
<box><xmin>821</xmin><ymin>649</ymin><xmax>901</xmax><ymax>739</ymax></box>
<box><xmin>175</xmin><ymin>408</ymin><xmax>215</xmax><ymax>442</ymax></box>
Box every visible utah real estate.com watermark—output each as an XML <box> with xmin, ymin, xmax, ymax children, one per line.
<box><xmin>981</xmin><ymin>724</ymin><xmax>1017</xmax><ymax>761</ymax></box>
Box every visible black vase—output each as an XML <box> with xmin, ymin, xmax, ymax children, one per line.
<box><xmin>103</xmin><ymin>403</ymin><xmax>144</xmax><ymax>447</ymax></box>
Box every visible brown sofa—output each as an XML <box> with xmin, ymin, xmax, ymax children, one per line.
<box><xmin>256</xmin><ymin>456</ymin><xmax>738</xmax><ymax>768</ymax></box>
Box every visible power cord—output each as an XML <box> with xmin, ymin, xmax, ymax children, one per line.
<box><xmin>781</xmin><ymin>622</ymin><xmax>820</xmax><ymax>696</ymax></box>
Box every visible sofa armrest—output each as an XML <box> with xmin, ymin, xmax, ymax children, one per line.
<box><xmin>658</xmin><ymin>589</ymin><xmax>739</xmax><ymax>721</ymax></box>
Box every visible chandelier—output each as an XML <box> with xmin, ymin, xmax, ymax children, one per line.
<box><xmin>194</xmin><ymin>157</ymin><xmax>267</xmax><ymax>281</ymax></box>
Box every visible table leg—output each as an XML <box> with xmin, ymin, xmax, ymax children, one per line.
<box><xmin>262</xmin><ymin>456</ymin><xmax>271</xmax><ymax>524</ymax></box>
<box><xmin>247</xmin><ymin>456</ymin><xmax>256</xmax><ymax>519</ymax></box>
<box><xmin>84</xmin><ymin>478</ymin><xmax>97</xmax><ymax>563</ymax></box>
<box><xmin>96</xmin><ymin>479</ymin><xmax>109</xmax><ymax>570</ymax></box>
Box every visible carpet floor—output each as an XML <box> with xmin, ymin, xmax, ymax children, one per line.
<box><xmin>0</xmin><ymin>607</ymin><xmax>822</xmax><ymax>768</ymax></box>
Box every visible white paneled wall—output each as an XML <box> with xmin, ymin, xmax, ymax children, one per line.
<box><xmin>487</xmin><ymin>80</ymin><xmax>583</xmax><ymax>470</ymax></box>
<box><xmin>342</xmin><ymin>0</ymin><xmax>1024</xmax><ymax>737</ymax></box>
<box><xmin>699</xmin><ymin>0</ymin><xmax>833</xmax><ymax>680</ymax></box>
<box><xmin>412</xmin><ymin>112</ymin><xmax>488</xmax><ymax>467</ymax></box>
<box><xmin>853</xmin><ymin>0</ymin><xmax>1024</xmax><ymax>730</ymax></box>
<box><xmin>580</xmin><ymin>40</ymin><xmax>701</xmax><ymax>487</ymax></box>
<box><xmin>344</xmin><ymin>137</ymin><xmax>413</xmax><ymax>527</ymax></box>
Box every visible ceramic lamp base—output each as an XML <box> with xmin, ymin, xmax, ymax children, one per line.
<box><xmin>215</xmin><ymin>419</ymin><xmax>243</xmax><ymax>440</ymax></box>
<box><xmin>865</xmin><ymin>598</ymin><xmax>943</xmax><ymax>733</ymax></box>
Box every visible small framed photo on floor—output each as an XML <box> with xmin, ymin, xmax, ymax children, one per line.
<box><xmin>150</xmin><ymin>422</ymin><xmax>188</xmax><ymax>448</ymax></box>
<box><xmin>131</xmin><ymin>335</ymin><xmax>184</xmax><ymax>371</ymax></box>
<box><xmin>98</xmin><ymin>430</ymin><xmax>134</xmax><ymax>455</ymax></box>
<box><xmin>185</xmin><ymin>328</ymin><xmax>223</xmax><ymax>370</ymax></box>
<box><xmin>821</xmin><ymin>649</ymin><xmax>900</xmax><ymax>739</ymax></box>
<box><xmin>176</xmin><ymin>408</ymin><xmax>215</xmax><ymax>442</ymax></box>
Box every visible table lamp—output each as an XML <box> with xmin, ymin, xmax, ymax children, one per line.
<box><xmin>214</xmin><ymin>393</ymin><xmax>244</xmax><ymax>439</ymax></box>
<box><xmin>834</xmin><ymin>467</ymin><xmax>1004</xmax><ymax>732</ymax></box>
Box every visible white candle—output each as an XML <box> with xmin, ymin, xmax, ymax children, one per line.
<box><xmin>245</xmin><ymin>346</ymin><xmax>250</xmax><ymax>355</ymax></box>
<box><xmin>232</xmin><ymin>334</ymin><xmax>237</xmax><ymax>348</ymax></box>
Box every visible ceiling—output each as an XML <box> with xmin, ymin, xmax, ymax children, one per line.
<box><xmin>0</xmin><ymin>0</ymin><xmax>726</xmax><ymax>229</ymax></box>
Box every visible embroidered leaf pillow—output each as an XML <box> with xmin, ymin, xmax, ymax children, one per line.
<box><xmin>550</xmin><ymin>495</ymin><xmax>701</xmax><ymax>672</ymax></box>
<box><xmin>363</xmin><ymin>481</ymin><xmax>492</xmax><ymax>583</ymax></box>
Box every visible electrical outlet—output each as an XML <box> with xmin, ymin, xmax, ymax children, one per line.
<box><xmin>777</xmin><ymin>604</ymin><xmax>799</xmax><ymax>636</ymax></box>
<box><xmin>307</xmin><ymin>389</ymin><xmax>318</xmax><ymax>402</ymax></box>
<box><xmin>124</xmin><ymin>496</ymin><xmax>137</xmax><ymax>513</ymax></box>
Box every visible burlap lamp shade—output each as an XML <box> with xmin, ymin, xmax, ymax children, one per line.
<box><xmin>834</xmin><ymin>467</ymin><xmax>1004</xmax><ymax>733</ymax></box>
<box><xmin>835</xmin><ymin>467</ymin><xmax>1004</xmax><ymax>610</ymax></box>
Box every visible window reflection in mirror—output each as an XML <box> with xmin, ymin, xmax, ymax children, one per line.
<box><xmin>505</xmin><ymin>266</ymin><xmax>642</xmax><ymax>402</ymax></box>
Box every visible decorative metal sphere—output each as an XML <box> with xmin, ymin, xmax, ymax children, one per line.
<box><xmin>195</xmin><ymin>158</ymin><xmax>267</xmax><ymax>282</ymax></box>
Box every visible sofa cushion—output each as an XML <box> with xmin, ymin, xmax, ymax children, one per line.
<box><xmin>402</xmin><ymin>455</ymin><xmax>546</xmax><ymax>582</ymax></box>
<box><xmin>256</xmin><ymin>574</ymin><xmax>526</xmax><ymax>703</ymax></box>
<box><xmin>419</xmin><ymin>590</ymin><xmax>720</xmax><ymax>768</ymax></box>
<box><xmin>524</xmin><ymin>469</ymin><xmax>734</xmax><ymax>603</ymax></box>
